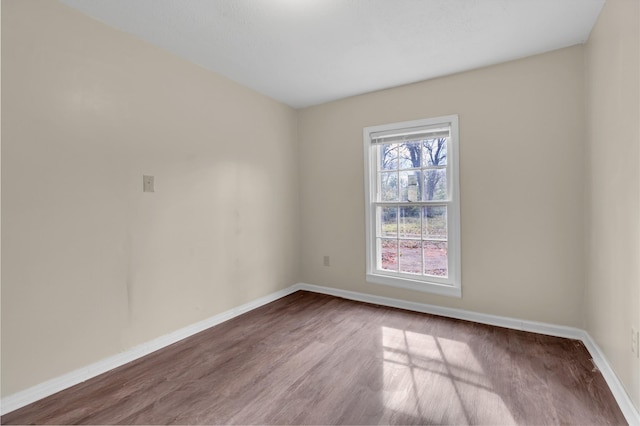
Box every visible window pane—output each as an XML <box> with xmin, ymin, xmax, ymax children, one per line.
<box><xmin>399</xmin><ymin>171</ymin><xmax>421</xmax><ymax>202</ymax></box>
<box><xmin>399</xmin><ymin>206</ymin><xmax>420</xmax><ymax>238</ymax></box>
<box><xmin>380</xmin><ymin>239</ymin><xmax>398</xmax><ymax>271</ymax></box>
<box><xmin>380</xmin><ymin>172</ymin><xmax>398</xmax><ymax>201</ymax></box>
<box><xmin>423</xmin><ymin>169</ymin><xmax>447</xmax><ymax>200</ymax></box>
<box><xmin>399</xmin><ymin>240</ymin><xmax>421</xmax><ymax>274</ymax></box>
<box><xmin>424</xmin><ymin>241</ymin><xmax>448</xmax><ymax>277</ymax></box>
<box><xmin>380</xmin><ymin>144</ymin><xmax>399</xmax><ymax>170</ymax></box>
<box><xmin>398</xmin><ymin>142</ymin><xmax>422</xmax><ymax>169</ymax></box>
<box><xmin>423</xmin><ymin>138</ymin><xmax>447</xmax><ymax>166</ymax></box>
<box><xmin>380</xmin><ymin>206</ymin><xmax>398</xmax><ymax>238</ymax></box>
<box><xmin>423</xmin><ymin>206</ymin><xmax>447</xmax><ymax>239</ymax></box>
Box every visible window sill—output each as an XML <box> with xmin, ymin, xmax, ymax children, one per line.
<box><xmin>366</xmin><ymin>273</ymin><xmax>461</xmax><ymax>298</ymax></box>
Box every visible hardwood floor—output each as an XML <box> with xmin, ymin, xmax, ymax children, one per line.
<box><xmin>2</xmin><ymin>291</ymin><xmax>627</xmax><ymax>425</ymax></box>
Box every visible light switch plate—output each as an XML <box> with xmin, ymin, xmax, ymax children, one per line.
<box><xmin>143</xmin><ymin>175</ymin><xmax>154</xmax><ymax>192</ymax></box>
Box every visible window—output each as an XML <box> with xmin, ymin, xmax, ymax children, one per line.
<box><xmin>364</xmin><ymin>115</ymin><xmax>461</xmax><ymax>297</ymax></box>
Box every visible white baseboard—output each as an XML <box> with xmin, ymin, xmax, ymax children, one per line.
<box><xmin>3</xmin><ymin>282</ymin><xmax>639</xmax><ymax>425</ymax></box>
<box><xmin>581</xmin><ymin>333</ymin><xmax>640</xmax><ymax>426</ymax></box>
<box><xmin>0</xmin><ymin>286</ymin><xmax>298</xmax><ymax>416</ymax></box>
<box><xmin>293</xmin><ymin>282</ymin><xmax>640</xmax><ymax>425</ymax></box>
<box><xmin>293</xmin><ymin>283</ymin><xmax>585</xmax><ymax>338</ymax></box>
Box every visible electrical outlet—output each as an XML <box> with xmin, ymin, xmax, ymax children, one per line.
<box><xmin>632</xmin><ymin>328</ymin><xmax>639</xmax><ymax>358</ymax></box>
<box><xmin>323</xmin><ymin>256</ymin><xmax>330</xmax><ymax>267</ymax></box>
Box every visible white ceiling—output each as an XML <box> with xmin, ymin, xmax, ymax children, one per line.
<box><xmin>58</xmin><ymin>0</ymin><xmax>605</xmax><ymax>109</ymax></box>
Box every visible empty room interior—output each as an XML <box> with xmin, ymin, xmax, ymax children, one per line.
<box><xmin>1</xmin><ymin>0</ymin><xmax>639</xmax><ymax>424</ymax></box>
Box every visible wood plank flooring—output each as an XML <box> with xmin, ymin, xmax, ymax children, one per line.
<box><xmin>2</xmin><ymin>291</ymin><xmax>627</xmax><ymax>425</ymax></box>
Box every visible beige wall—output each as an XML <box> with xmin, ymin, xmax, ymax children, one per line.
<box><xmin>298</xmin><ymin>46</ymin><xmax>586</xmax><ymax>327</ymax></box>
<box><xmin>1</xmin><ymin>0</ymin><xmax>299</xmax><ymax>397</ymax></box>
<box><xmin>585</xmin><ymin>0</ymin><xmax>640</xmax><ymax>409</ymax></box>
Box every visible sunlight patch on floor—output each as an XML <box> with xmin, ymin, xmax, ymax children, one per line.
<box><xmin>381</xmin><ymin>326</ymin><xmax>516</xmax><ymax>424</ymax></box>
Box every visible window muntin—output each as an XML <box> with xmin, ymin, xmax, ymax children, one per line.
<box><xmin>364</xmin><ymin>116</ymin><xmax>460</xmax><ymax>297</ymax></box>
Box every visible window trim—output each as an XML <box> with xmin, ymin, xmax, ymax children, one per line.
<box><xmin>363</xmin><ymin>115</ymin><xmax>461</xmax><ymax>298</ymax></box>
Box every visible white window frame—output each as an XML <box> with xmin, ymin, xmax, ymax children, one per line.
<box><xmin>363</xmin><ymin>115</ymin><xmax>461</xmax><ymax>298</ymax></box>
